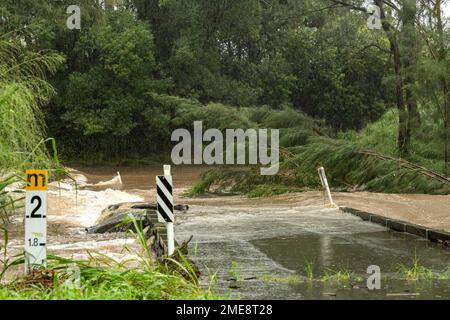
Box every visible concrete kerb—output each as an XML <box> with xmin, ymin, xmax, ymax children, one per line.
<box><xmin>340</xmin><ymin>206</ymin><xmax>450</xmax><ymax>246</ymax></box>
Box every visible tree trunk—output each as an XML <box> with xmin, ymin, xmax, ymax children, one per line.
<box><xmin>444</xmin><ymin>82</ymin><xmax>450</xmax><ymax>175</ymax></box>
<box><xmin>375</xmin><ymin>0</ymin><xmax>409</xmax><ymax>155</ymax></box>
<box><xmin>401</xmin><ymin>0</ymin><xmax>420</xmax><ymax>153</ymax></box>
<box><xmin>435</xmin><ymin>0</ymin><xmax>450</xmax><ymax>174</ymax></box>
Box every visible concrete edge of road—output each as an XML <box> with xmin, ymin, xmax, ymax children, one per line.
<box><xmin>339</xmin><ymin>207</ymin><xmax>450</xmax><ymax>246</ymax></box>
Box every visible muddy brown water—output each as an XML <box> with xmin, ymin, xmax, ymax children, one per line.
<box><xmin>3</xmin><ymin>165</ymin><xmax>450</xmax><ymax>299</ymax></box>
<box><xmin>78</xmin><ymin>165</ymin><xmax>212</xmax><ymax>189</ymax></box>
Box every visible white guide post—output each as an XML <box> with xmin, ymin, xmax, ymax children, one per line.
<box><xmin>318</xmin><ymin>167</ymin><xmax>336</xmax><ymax>207</ymax></box>
<box><xmin>164</xmin><ymin>165</ymin><xmax>175</xmax><ymax>256</ymax></box>
<box><xmin>156</xmin><ymin>165</ymin><xmax>175</xmax><ymax>256</ymax></box>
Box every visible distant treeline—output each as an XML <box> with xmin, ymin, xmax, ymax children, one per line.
<box><xmin>0</xmin><ymin>0</ymin><xmax>448</xmax><ymax>174</ymax></box>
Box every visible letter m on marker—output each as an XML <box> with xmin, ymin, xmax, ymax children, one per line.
<box><xmin>156</xmin><ymin>175</ymin><xmax>174</xmax><ymax>223</ymax></box>
<box><xmin>25</xmin><ymin>170</ymin><xmax>48</xmax><ymax>191</ymax></box>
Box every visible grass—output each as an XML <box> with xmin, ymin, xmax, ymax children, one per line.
<box><xmin>321</xmin><ymin>268</ymin><xmax>353</xmax><ymax>284</ymax></box>
<box><xmin>438</xmin><ymin>268</ymin><xmax>450</xmax><ymax>280</ymax></box>
<box><xmin>228</xmin><ymin>261</ymin><xmax>241</xmax><ymax>282</ymax></box>
<box><xmin>262</xmin><ymin>274</ymin><xmax>302</xmax><ymax>285</ymax></box>
<box><xmin>0</xmin><ymin>259</ymin><xmax>218</xmax><ymax>300</ymax></box>
<box><xmin>0</xmin><ymin>37</ymin><xmax>64</xmax><ymax>171</ymax></box>
<box><xmin>305</xmin><ymin>260</ymin><xmax>315</xmax><ymax>281</ymax></box>
<box><xmin>261</xmin><ymin>254</ymin><xmax>449</xmax><ymax>287</ymax></box>
<box><xmin>261</xmin><ymin>261</ymin><xmax>353</xmax><ymax>286</ymax></box>
<box><xmin>0</xmin><ymin>216</ymin><xmax>224</xmax><ymax>300</ymax></box>
<box><xmin>399</xmin><ymin>253</ymin><xmax>435</xmax><ymax>281</ymax></box>
<box><xmin>0</xmin><ymin>35</ymin><xmax>68</xmax><ymax>227</ymax></box>
<box><xmin>0</xmin><ymin>174</ymin><xmax>24</xmax><ymax>225</ymax></box>
<box><xmin>0</xmin><ymin>137</ymin><xmax>71</xmax><ymax>227</ymax></box>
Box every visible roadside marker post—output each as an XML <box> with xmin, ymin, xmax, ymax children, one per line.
<box><xmin>318</xmin><ymin>167</ymin><xmax>336</xmax><ymax>208</ymax></box>
<box><xmin>24</xmin><ymin>169</ymin><xmax>48</xmax><ymax>273</ymax></box>
<box><xmin>156</xmin><ymin>165</ymin><xmax>175</xmax><ymax>255</ymax></box>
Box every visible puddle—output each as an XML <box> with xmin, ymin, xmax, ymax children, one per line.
<box><xmin>252</xmin><ymin>233</ymin><xmax>450</xmax><ymax>299</ymax></box>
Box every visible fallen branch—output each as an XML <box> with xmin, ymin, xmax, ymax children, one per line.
<box><xmin>360</xmin><ymin>150</ymin><xmax>450</xmax><ymax>186</ymax></box>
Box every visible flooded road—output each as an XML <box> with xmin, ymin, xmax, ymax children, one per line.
<box><xmin>77</xmin><ymin>166</ymin><xmax>450</xmax><ymax>299</ymax></box>
<box><xmin>175</xmin><ymin>203</ymin><xmax>450</xmax><ymax>299</ymax></box>
<box><xmin>3</xmin><ymin>165</ymin><xmax>450</xmax><ymax>299</ymax></box>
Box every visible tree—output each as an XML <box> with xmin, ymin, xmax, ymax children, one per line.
<box><xmin>416</xmin><ymin>0</ymin><xmax>450</xmax><ymax>174</ymax></box>
<box><xmin>328</xmin><ymin>0</ymin><xmax>424</xmax><ymax>156</ymax></box>
<box><xmin>52</xmin><ymin>10</ymin><xmax>168</xmax><ymax>160</ymax></box>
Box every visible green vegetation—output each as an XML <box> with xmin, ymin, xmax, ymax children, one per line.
<box><xmin>0</xmin><ymin>217</ymin><xmax>222</xmax><ymax>300</ymax></box>
<box><xmin>0</xmin><ymin>37</ymin><xmax>63</xmax><ymax>170</ymax></box>
<box><xmin>399</xmin><ymin>253</ymin><xmax>435</xmax><ymax>281</ymax></box>
<box><xmin>0</xmin><ymin>260</ymin><xmax>216</xmax><ymax>300</ymax></box>
<box><xmin>321</xmin><ymin>268</ymin><xmax>353</xmax><ymax>284</ymax></box>
<box><xmin>0</xmin><ymin>0</ymin><xmax>449</xmax><ymax>300</ymax></box>
<box><xmin>1</xmin><ymin>0</ymin><xmax>448</xmax><ymax>194</ymax></box>
<box><xmin>0</xmin><ymin>252</ymin><xmax>219</xmax><ymax>300</ymax></box>
<box><xmin>228</xmin><ymin>261</ymin><xmax>242</xmax><ymax>282</ymax></box>
<box><xmin>262</xmin><ymin>274</ymin><xmax>302</xmax><ymax>285</ymax></box>
<box><xmin>0</xmin><ymin>34</ymin><xmax>65</xmax><ymax>225</ymax></box>
<box><xmin>262</xmin><ymin>256</ymin><xmax>448</xmax><ymax>287</ymax></box>
<box><xmin>305</xmin><ymin>260</ymin><xmax>315</xmax><ymax>281</ymax></box>
<box><xmin>188</xmin><ymin>109</ymin><xmax>450</xmax><ymax>196</ymax></box>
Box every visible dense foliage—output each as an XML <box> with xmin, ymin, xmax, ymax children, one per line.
<box><xmin>0</xmin><ymin>0</ymin><xmax>449</xmax><ymax>184</ymax></box>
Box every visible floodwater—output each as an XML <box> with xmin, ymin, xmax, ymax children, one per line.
<box><xmin>174</xmin><ymin>203</ymin><xmax>450</xmax><ymax>300</ymax></box>
<box><xmin>3</xmin><ymin>165</ymin><xmax>450</xmax><ymax>299</ymax></box>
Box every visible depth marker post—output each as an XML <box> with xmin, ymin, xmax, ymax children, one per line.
<box><xmin>24</xmin><ymin>169</ymin><xmax>48</xmax><ymax>273</ymax></box>
<box><xmin>156</xmin><ymin>165</ymin><xmax>175</xmax><ymax>255</ymax></box>
<box><xmin>318</xmin><ymin>167</ymin><xmax>336</xmax><ymax>207</ymax></box>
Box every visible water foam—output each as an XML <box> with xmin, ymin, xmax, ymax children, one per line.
<box><xmin>48</xmin><ymin>188</ymin><xmax>144</xmax><ymax>227</ymax></box>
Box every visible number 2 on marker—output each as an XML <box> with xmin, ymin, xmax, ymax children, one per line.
<box><xmin>30</xmin><ymin>195</ymin><xmax>42</xmax><ymax>218</ymax></box>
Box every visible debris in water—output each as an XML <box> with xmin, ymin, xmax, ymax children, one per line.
<box><xmin>89</xmin><ymin>172</ymin><xmax>123</xmax><ymax>188</ymax></box>
<box><xmin>386</xmin><ymin>293</ymin><xmax>420</xmax><ymax>297</ymax></box>
<box><xmin>323</xmin><ymin>292</ymin><xmax>337</xmax><ymax>297</ymax></box>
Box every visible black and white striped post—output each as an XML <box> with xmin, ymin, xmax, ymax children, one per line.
<box><xmin>156</xmin><ymin>165</ymin><xmax>175</xmax><ymax>255</ymax></box>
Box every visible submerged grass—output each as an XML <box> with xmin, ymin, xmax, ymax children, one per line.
<box><xmin>262</xmin><ymin>274</ymin><xmax>302</xmax><ymax>285</ymax></box>
<box><xmin>321</xmin><ymin>268</ymin><xmax>353</xmax><ymax>284</ymax></box>
<box><xmin>304</xmin><ymin>260</ymin><xmax>315</xmax><ymax>281</ymax></box>
<box><xmin>399</xmin><ymin>253</ymin><xmax>435</xmax><ymax>281</ymax></box>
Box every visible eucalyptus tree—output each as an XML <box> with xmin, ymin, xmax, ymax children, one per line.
<box><xmin>328</xmin><ymin>0</ymin><xmax>424</xmax><ymax>156</ymax></box>
<box><xmin>415</xmin><ymin>0</ymin><xmax>450</xmax><ymax>173</ymax></box>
